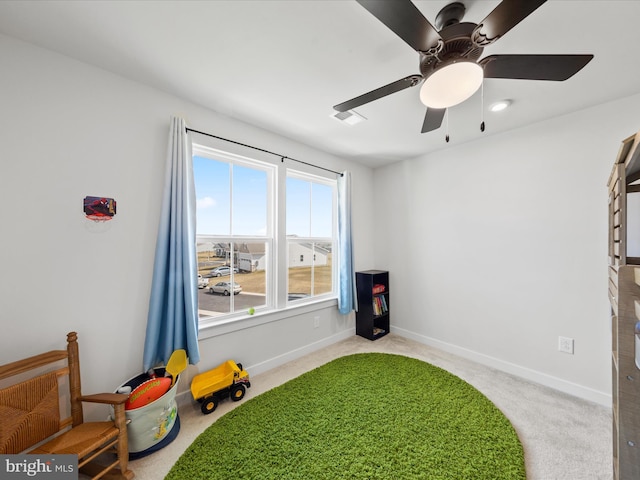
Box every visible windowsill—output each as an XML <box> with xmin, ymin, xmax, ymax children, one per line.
<box><xmin>197</xmin><ymin>297</ymin><xmax>339</xmax><ymax>341</ymax></box>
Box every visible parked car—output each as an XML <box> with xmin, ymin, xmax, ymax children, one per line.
<box><xmin>205</xmin><ymin>266</ymin><xmax>239</xmax><ymax>277</ymax></box>
<box><xmin>197</xmin><ymin>274</ymin><xmax>208</xmax><ymax>289</ymax></box>
<box><xmin>209</xmin><ymin>281</ymin><xmax>242</xmax><ymax>296</ymax></box>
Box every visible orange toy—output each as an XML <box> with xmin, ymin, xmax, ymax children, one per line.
<box><xmin>125</xmin><ymin>377</ymin><xmax>171</xmax><ymax>410</ymax></box>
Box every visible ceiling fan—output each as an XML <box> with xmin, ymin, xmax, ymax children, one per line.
<box><xmin>333</xmin><ymin>0</ymin><xmax>594</xmax><ymax>133</ymax></box>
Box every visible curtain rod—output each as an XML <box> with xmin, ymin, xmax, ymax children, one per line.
<box><xmin>186</xmin><ymin>127</ymin><xmax>343</xmax><ymax>176</ymax></box>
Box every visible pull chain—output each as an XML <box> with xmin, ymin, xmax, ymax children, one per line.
<box><xmin>480</xmin><ymin>81</ymin><xmax>485</xmax><ymax>133</ymax></box>
<box><xmin>445</xmin><ymin>109</ymin><xmax>450</xmax><ymax>143</ymax></box>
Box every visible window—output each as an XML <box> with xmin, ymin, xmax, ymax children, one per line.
<box><xmin>286</xmin><ymin>172</ymin><xmax>336</xmax><ymax>303</ymax></box>
<box><xmin>193</xmin><ymin>143</ymin><xmax>337</xmax><ymax>326</ymax></box>
<box><xmin>194</xmin><ymin>146</ymin><xmax>273</xmax><ymax>321</ymax></box>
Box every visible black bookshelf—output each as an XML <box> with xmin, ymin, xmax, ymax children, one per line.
<box><xmin>355</xmin><ymin>270</ymin><xmax>389</xmax><ymax>340</ymax></box>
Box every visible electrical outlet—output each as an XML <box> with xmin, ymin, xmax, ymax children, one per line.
<box><xmin>314</xmin><ymin>316</ymin><xmax>320</xmax><ymax>328</ymax></box>
<box><xmin>558</xmin><ymin>336</ymin><xmax>574</xmax><ymax>354</ymax></box>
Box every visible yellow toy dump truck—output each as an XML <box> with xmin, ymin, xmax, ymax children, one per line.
<box><xmin>190</xmin><ymin>360</ymin><xmax>251</xmax><ymax>414</ymax></box>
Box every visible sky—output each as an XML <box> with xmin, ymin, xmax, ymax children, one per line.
<box><xmin>194</xmin><ymin>155</ymin><xmax>333</xmax><ymax>238</ymax></box>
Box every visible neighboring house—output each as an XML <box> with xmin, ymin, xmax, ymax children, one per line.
<box><xmin>197</xmin><ymin>242</ymin><xmax>268</xmax><ymax>272</ymax></box>
<box><xmin>237</xmin><ymin>243</ymin><xmax>266</xmax><ymax>272</ymax></box>
<box><xmin>287</xmin><ymin>242</ymin><xmax>329</xmax><ymax>268</ymax></box>
<box><xmin>196</xmin><ymin>242</ymin><xmax>228</xmax><ymax>258</ymax></box>
<box><xmin>211</xmin><ymin>242</ymin><xmax>329</xmax><ymax>272</ymax></box>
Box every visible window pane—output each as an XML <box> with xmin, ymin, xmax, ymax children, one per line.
<box><xmin>194</xmin><ymin>156</ymin><xmax>230</xmax><ymax>235</ymax></box>
<box><xmin>286</xmin><ymin>177</ymin><xmax>310</xmax><ymax>236</ymax></box>
<box><xmin>233</xmin><ymin>165</ymin><xmax>267</xmax><ymax>236</ymax></box>
<box><xmin>288</xmin><ymin>242</ymin><xmax>312</xmax><ymax>299</ymax></box>
<box><xmin>287</xmin><ymin>241</ymin><xmax>333</xmax><ymax>301</ymax></box>
<box><xmin>237</xmin><ymin>241</ymin><xmax>267</xmax><ymax>311</ymax></box>
<box><xmin>311</xmin><ymin>183</ymin><xmax>333</xmax><ymax>238</ymax></box>
<box><xmin>197</xmin><ymin>240</ymin><xmax>267</xmax><ymax>317</ymax></box>
<box><xmin>286</xmin><ymin>173</ymin><xmax>335</xmax><ymax>303</ymax></box>
<box><xmin>197</xmin><ymin>242</ymin><xmax>234</xmax><ymax>317</ymax></box>
<box><xmin>313</xmin><ymin>242</ymin><xmax>333</xmax><ymax>295</ymax></box>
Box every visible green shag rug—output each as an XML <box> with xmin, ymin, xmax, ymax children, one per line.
<box><xmin>166</xmin><ymin>353</ymin><xmax>526</xmax><ymax>480</ymax></box>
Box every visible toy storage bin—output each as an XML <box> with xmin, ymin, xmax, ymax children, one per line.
<box><xmin>115</xmin><ymin>367</ymin><xmax>180</xmax><ymax>456</ymax></box>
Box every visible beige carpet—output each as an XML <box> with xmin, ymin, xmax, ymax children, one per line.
<box><xmin>125</xmin><ymin>334</ymin><xmax>611</xmax><ymax>480</ymax></box>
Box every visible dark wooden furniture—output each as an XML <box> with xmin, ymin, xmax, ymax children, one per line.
<box><xmin>608</xmin><ymin>131</ymin><xmax>640</xmax><ymax>480</ymax></box>
<box><xmin>0</xmin><ymin>331</ymin><xmax>134</xmax><ymax>480</ymax></box>
<box><xmin>356</xmin><ymin>270</ymin><xmax>390</xmax><ymax>340</ymax></box>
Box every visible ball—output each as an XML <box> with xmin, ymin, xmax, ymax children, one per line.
<box><xmin>248</xmin><ymin>307</ymin><xmax>255</xmax><ymax>315</ymax></box>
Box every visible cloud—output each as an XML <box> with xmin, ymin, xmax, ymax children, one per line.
<box><xmin>197</xmin><ymin>196</ymin><xmax>216</xmax><ymax>209</ymax></box>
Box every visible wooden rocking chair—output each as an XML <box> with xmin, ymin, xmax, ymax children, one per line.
<box><xmin>0</xmin><ymin>331</ymin><xmax>134</xmax><ymax>480</ymax></box>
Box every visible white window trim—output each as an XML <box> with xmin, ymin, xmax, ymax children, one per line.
<box><xmin>285</xmin><ymin>168</ymin><xmax>338</xmax><ymax>305</ymax></box>
<box><xmin>198</xmin><ymin>298</ymin><xmax>338</xmax><ymax>340</ymax></box>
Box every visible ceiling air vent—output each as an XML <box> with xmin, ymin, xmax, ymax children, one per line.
<box><xmin>330</xmin><ymin>109</ymin><xmax>366</xmax><ymax>126</ymax></box>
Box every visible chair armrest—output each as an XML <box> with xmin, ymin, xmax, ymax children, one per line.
<box><xmin>80</xmin><ymin>393</ymin><xmax>128</xmax><ymax>405</ymax></box>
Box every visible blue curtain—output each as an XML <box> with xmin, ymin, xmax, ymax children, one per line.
<box><xmin>143</xmin><ymin>117</ymin><xmax>200</xmax><ymax>370</ymax></box>
<box><xmin>337</xmin><ymin>171</ymin><xmax>357</xmax><ymax>314</ymax></box>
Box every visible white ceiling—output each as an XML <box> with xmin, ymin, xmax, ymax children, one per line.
<box><xmin>1</xmin><ymin>0</ymin><xmax>639</xmax><ymax>168</ymax></box>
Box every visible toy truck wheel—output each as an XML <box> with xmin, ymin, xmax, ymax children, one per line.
<box><xmin>230</xmin><ymin>384</ymin><xmax>246</xmax><ymax>401</ymax></box>
<box><xmin>201</xmin><ymin>396</ymin><xmax>219</xmax><ymax>414</ymax></box>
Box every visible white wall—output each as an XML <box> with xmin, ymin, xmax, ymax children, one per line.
<box><xmin>0</xmin><ymin>34</ymin><xmax>375</xmax><ymax>417</ymax></box>
<box><xmin>3</xmin><ymin>29</ymin><xmax>631</xmax><ymax>414</ymax></box>
<box><xmin>375</xmin><ymin>92</ymin><xmax>640</xmax><ymax>405</ymax></box>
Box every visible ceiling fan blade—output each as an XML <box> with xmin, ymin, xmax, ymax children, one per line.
<box><xmin>421</xmin><ymin>108</ymin><xmax>446</xmax><ymax>133</ymax></box>
<box><xmin>480</xmin><ymin>54</ymin><xmax>594</xmax><ymax>80</ymax></box>
<box><xmin>356</xmin><ymin>0</ymin><xmax>442</xmax><ymax>53</ymax></box>
<box><xmin>473</xmin><ymin>0</ymin><xmax>547</xmax><ymax>46</ymax></box>
<box><xmin>333</xmin><ymin>75</ymin><xmax>422</xmax><ymax>112</ymax></box>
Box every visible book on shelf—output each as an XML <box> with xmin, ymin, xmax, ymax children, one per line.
<box><xmin>372</xmin><ymin>284</ymin><xmax>386</xmax><ymax>294</ymax></box>
<box><xmin>380</xmin><ymin>295</ymin><xmax>387</xmax><ymax>311</ymax></box>
<box><xmin>372</xmin><ymin>295</ymin><xmax>389</xmax><ymax>316</ymax></box>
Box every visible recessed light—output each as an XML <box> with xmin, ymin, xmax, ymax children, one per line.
<box><xmin>489</xmin><ymin>100</ymin><xmax>511</xmax><ymax>112</ymax></box>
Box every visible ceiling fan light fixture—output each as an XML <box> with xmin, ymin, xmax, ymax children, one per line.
<box><xmin>419</xmin><ymin>61</ymin><xmax>483</xmax><ymax>109</ymax></box>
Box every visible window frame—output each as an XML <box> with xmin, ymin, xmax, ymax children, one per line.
<box><xmin>191</xmin><ymin>141</ymin><xmax>338</xmax><ymax>336</ymax></box>
<box><xmin>193</xmin><ymin>145</ymin><xmax>275</xmax><ymax>329</ymax></box>
<box><xmin>286</xmin><ymin>168</ymin><xmax>337</xmax><ymax>305</ymax></box>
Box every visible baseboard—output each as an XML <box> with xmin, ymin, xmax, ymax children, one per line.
<box><xmin>246</xmin><ymin>328</ymin><xmax>355</xmax><ymax>375</ymax></box>
<box><xmin>175</xmin><ymin>328</ymin><xmax>354</xmax><ymax>407</ymax></box>
<box><xmin>392</xmin><ymin>327</ymin><xmax>612</xmax><ymax>407</ymax></box>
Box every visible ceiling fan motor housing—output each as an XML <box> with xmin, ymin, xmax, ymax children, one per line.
<box><xmin>435</xmin><ymin>1</ymin><xmax>466</xmax><ymax>30</ymax></box>
<box><xmin>420</xmin><ymin>22</ymin><xmax>484</xmax><ymax>78</ymax></box>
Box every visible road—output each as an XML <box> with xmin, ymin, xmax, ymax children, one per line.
<box><xmin>197</xmin><ymin>287</ymin><xmax>265</xmax><ymax>314</ymax></box>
